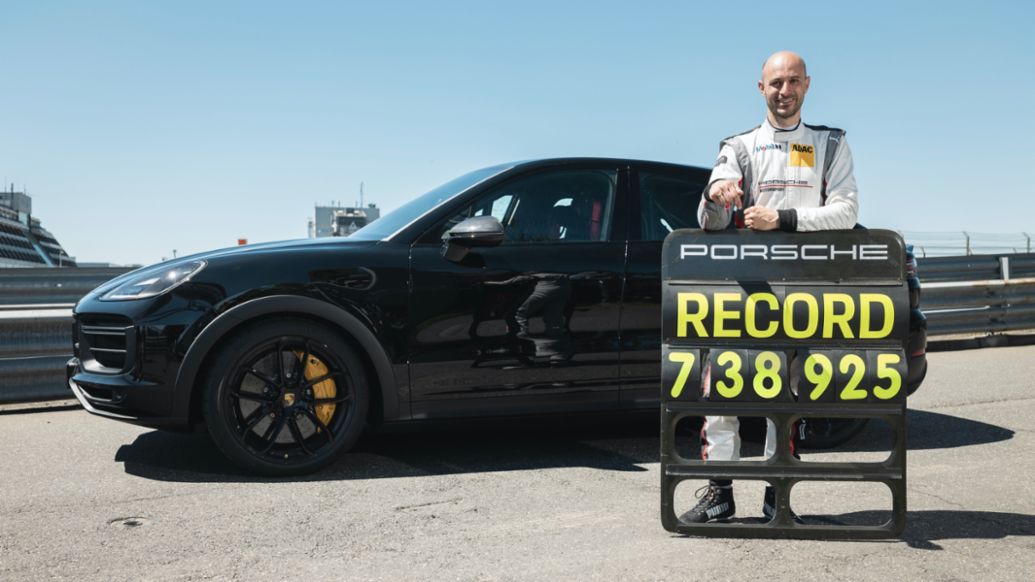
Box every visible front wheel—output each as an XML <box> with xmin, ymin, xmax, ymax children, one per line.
<box><xmin>202</xmin><ymin>318</ymin><xmax>369</xmax><ymax>475</ymax></box>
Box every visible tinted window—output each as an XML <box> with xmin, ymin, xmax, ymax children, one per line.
<box><xmin>638</xmin><ymin>170</ymin><xmax>706</xmax><ymax>240</ymax></box>
<box><xmin>437</xmin><ymin>169</ymin><xmax>618</xmax><ymax>243</ymax></box>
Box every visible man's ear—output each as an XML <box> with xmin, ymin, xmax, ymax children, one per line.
<box><xmin>803</xmin><ymin>76</ymin><xmax>811</xmax><ymax>94</ymax></box>
<box><xmin>758</xmin><ymin>80</ymin><xmax>765</xmax><ymax>95</ymax></box>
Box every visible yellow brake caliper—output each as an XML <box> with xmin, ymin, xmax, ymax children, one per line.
<box><xmin>294</xmin><ymin>351</ymin><xmax>337</xmax><ymax>429</ymax></box>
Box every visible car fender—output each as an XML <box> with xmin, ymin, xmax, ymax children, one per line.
<box><xmin>172</xmin><ymin>294</ymin><xmax>400</xmax><ymax>424</ymax></box>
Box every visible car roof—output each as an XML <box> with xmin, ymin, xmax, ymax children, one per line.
<box><xmin>504</xmin><ymin>157</ymin><xmax>709</xmax><ymax>174</ymax></box>
<box><xmin>379</xmin><ymin>157</ymin><xmax>711</xmax><ymax>242</ymax></box>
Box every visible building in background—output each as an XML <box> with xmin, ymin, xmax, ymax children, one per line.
<box><xmin>0</xmin><ymin>188</ymin><xmax>76</xmax><ymax>268</ymax></box>
<box><xmin>309</xmin><ymin>202</ymin><xmax>381</xmax><ymax>238</ymax></box>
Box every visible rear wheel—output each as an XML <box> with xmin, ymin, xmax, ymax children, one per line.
<box><xmin>202</xmin><ymin>318</ymin><xmax>369</xmax><ymax>475</ymax></box>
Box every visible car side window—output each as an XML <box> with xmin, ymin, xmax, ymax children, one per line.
<box><xmin>435</xmin><ymin>169</ymin><xmax>617</xmax><ymax>243</ymax></box>
<box><xmin>488</xmin><ymin>195</ymin><xmax>513</xmax><ymax>222</ymax></box>
<box><xmin>638</xmin><ymin>170</ymin><xmax>705</xmax><ymax>241</ymax></box>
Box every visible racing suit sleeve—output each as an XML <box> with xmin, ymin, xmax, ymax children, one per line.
<box><xmin>793</xmin><ymin>137</ymin><xmax>859</xmax><ymax>231</ymax></box>
<box><xmin>697</xmin><ymin>142</ymin><xmax>742</xmax><ymax>230</ymax></box>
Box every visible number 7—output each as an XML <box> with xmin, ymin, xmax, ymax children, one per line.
<box><xmin>667</xmin><ymin>352</ymin><xmax>697</xmax><ymax>399</ymax></box>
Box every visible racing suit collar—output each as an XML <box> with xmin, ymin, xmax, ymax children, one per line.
<box><xmin>763</xmin><ymin>118</ymin><xmax>804</xmax><ymax>142</ymax></box>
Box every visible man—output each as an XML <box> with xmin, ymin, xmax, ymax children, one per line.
<box><xmin>683</xmin><ymin>51</ymin><xmax>859</xmax><ymax>523</ymax></box>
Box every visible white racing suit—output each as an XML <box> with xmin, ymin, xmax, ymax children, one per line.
<box><xmin>696</xmin><ymin>118</ymin><xmax>859</xmax><ymax>462</ymax></box>
<box><xmin>697</xmin><ymin>118</ymin><xmax>858</xmax><ymax>233</ymax></box>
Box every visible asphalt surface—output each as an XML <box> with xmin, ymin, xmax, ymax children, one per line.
<box><xmin>1</xmin><ymin>346</ymin><xmax>1034</xmax><ymax>581</ymax></box>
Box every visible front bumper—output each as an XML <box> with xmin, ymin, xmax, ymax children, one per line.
<box><xmin>66</xmin><ymin>357</ymin><xmax>190</xmax><ymax>430</ymax></box>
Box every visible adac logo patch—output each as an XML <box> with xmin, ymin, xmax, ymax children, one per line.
<box><xmin>789</xmin><ymin>143</ymin><xmax>815</xmax><ymax>167</ymax></box>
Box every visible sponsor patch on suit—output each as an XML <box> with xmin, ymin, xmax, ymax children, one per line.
<box><xmin>789</xmin><ymin>143</ymin><xmax>815</xmax><ymax>167</ymax></box>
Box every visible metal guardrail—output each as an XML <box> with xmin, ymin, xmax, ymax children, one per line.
<box><xmin>916</xmin><ymin>253</ymin><xmax>1035</xmax><ymax>283</ymax></box>
<box><xmin>1</xmin><ymin>268</ymin><xmax>130</xmax><ymax>404</ymax></box>
<box><xmin>917</xmin><ymin>254</ymin><xmax>1035</xmax><ymax>336</ymax></box>
<box><xmin>0</xmin><ymin>267</ymin><xmax>131</xmax><ymax>305</ymax></box>
<box><xmin>1</xmin><ymin>307</ymin><xmax>77</xmax><ymax>403</ymax></box>
<box><xmin>2</xmin><ymin>254</ymin><xmax>1035</xmax><ymax>405</ymax></box>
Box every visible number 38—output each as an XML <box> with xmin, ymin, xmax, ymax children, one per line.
<box><xmin>712</xmin><ymin>350</ymin><xmax>785</xmax><ymax>400</ymax></box>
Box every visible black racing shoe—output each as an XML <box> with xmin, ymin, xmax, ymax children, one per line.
<box><xmin>763</xmin><ymin>486</ymin><xmax>804</xmax><ymax>524</ymax></box>
<box><xmin>679</xmin><ymin>484</ymin><xmax>735</xmax><ymax>523</ymax></box>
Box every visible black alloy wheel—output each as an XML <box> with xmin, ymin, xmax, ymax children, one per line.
<box><xmin>202</xmin><ymin>318</ymin><xmax>369</xmax><ymax>475</ymax></box>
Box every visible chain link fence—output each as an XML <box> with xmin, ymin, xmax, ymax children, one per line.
<box><xmin>904</xmin><ymin>231</ymin><xmax>1033</xmax><ymax>258</ymax></box>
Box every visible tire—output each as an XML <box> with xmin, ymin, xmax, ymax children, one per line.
<box><xmin>797</xmin><ymin>418</ymin><xmax>869</xmax><ymax>450</ymax></box>
<box><xmin>906</xmin><ymin>356</ymin><xmax>928</xmax><ymax>396</ymax></box>
<box><xmin>201</xmin><ymin>317</ymin><xmax>369</xmax><ymax>475</ymax></box>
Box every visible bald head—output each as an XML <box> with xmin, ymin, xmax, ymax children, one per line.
<box><xmin>758</xmin><ymin>51</ymin><xmax>810</xmax><ymax>127</ymax></box>
<box><xmin>762</xmin><ymin>51</ymin><xmax>807</xmax><ymax>78</ymax></box>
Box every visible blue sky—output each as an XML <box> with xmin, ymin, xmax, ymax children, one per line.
<box><xmin>1</xmin><ymin>1</ymin><xmax>1033</xmax><ymax>264</ymax></box>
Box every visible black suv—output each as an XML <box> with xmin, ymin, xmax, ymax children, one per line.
<box><xmin>68</xmin><ymin>158</ymin><xmax>927</xmax><ymax>474</ymax></box>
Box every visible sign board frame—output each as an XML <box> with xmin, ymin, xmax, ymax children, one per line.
<box><xmin>660</xmin><ymin>229</ymin><xmax>908</xmax><ymax>539</ymax></box>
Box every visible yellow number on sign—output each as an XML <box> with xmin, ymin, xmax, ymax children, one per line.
<box><xmin>873</xmin><ymin>353</ymin><xmax>902</xmax><ymax>400</ymax></box>
<box><xmin>715</xmin><ymin>351</ymin><xmax>744</xmax><ymax>399</ymax></box>
<box><xmin>839</xmin><ymin>354</ymin><xmax>867</xmax><ymax>400</ymax></box>
<box><xmin>805</xmin><ymin>353</ymin><xmax>834</xmax><ymax>401</ymax></box>
<box><xmin>753</xmin><ymin>351</ymin><xmax>782</xmax><ymax>399</ymax></box>
<box><xmin>667</xmin><ymin>351</ymin><xmax>697</xmax><ymax>399</ymax></box>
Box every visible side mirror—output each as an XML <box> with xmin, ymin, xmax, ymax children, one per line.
<box><xmin>442</xmin><ymin>216</ymin><xmax>504</xmax><ymax>262</ymax></box>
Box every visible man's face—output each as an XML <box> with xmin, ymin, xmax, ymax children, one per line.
<box><xmin>758</xmin><ymin>59</ymin><xmax>810</xmax><ymax>124</ymax></box>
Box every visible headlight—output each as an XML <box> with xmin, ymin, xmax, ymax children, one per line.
<box><xmin>100</xmin><ymin>260</ymin><xmax>206</xmax><ymax>301</ymax></box>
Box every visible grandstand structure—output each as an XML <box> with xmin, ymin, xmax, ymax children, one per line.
<box><xmin>0</xmin><ymin>189</ymin><xmax>76</xmax><ymax>268</ymax></box>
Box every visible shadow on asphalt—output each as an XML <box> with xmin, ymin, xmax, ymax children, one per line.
<box><xmin>685</xmin><ymin>510</ymin><xmax>1035</xmax><ymax>548</ymax></box>
<box><xmin>114</xmin><ymin>409</ymin><xmax>1012</xmax><ymax>483</ymax></box>
<box><xmin>115</xmin><ymin>412</ymin><xmax>660</xmax><ymax>483</ymax></box>
<box><xmin>0</xmin><ymin>402</ymin><xmax>80</xmax><ymax>416</ymax></box>
<box><xmin>809</xmin><ymin>510</ymin><xmax>1035</xmax><ymax>549</ymax></box>
<box><xmin>839</xmin><ymin>408</ymin><xmax>1015</xmax><ymax>452</ymax></box>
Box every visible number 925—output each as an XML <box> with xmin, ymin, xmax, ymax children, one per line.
<box><xmin>801</xmin><ymin>349</ymin><xmax>905</xmax><ymax>402</ymax></box>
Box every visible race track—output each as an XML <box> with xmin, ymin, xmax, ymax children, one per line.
<box><xmin>1</xmin><ymin>346</ymin><xmax>1033</xmax><ymax>581</ymax></box>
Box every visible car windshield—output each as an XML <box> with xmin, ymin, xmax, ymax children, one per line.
<box><xmin>349</xmin><ymin>163</ymin><xmax>514</xmax><ymax>241</ymax></box>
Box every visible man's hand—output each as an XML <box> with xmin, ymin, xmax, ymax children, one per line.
<box><xmin>707</xmin><ymin>180</ymin><xmax>743</xmax><ymax>208</ymax></box>
<box><xmin>744</xmin><ymin>206</ymin><xmax>780</xmax><ymax>230</ymax></box>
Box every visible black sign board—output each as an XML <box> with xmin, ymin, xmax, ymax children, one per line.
<box><xmin>660</xmin><ymin>229</ymin><xmax>908</xmax><ymax>539</ymax></box>
<box><xmin>663</xmin><ymin>229</ymin><xmax>904</xmax><ymax>282</ymax></box>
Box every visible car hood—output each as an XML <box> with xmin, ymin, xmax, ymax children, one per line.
<box><xmin>182</xmin><ymin>237</ymin><xmax>380</xmax><ymax>262</ymax></box>
<box><xmin>83</xmin><ymin>238</ymin><xmax>383</xmax><ymax>302</ymax></box>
